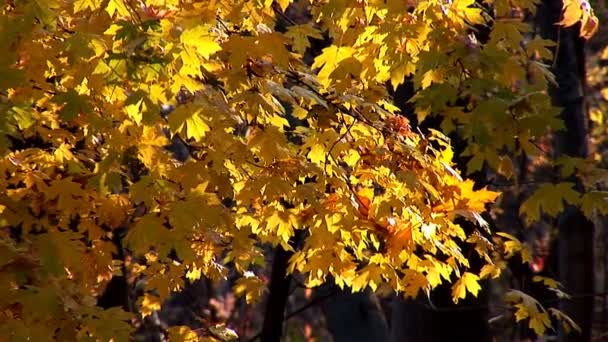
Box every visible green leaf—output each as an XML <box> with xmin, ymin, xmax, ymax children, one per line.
<box><xmin>519</xmin><ymin>183</ymin><xmax>581</xmax><ymax>223</ymax></box>
<box><xmin>11</xmin><ymin>106</ymin><xmax>35</xmax><ymax>130</ymax></box>
<box><xmin>52</xmin><ymin>90</ymin><xmax>92</xmax><ymax>121</ymax></box>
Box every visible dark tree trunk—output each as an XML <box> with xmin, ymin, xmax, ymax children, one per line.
<box><xmin>97</xmin><ymin>227</ymin><xmax>132</xmax><ymax>311</ymax></box>
<box><xmin>537</xmin><ymin>1</ymin><xmax>594</xmax><ymax>341</ymax></box>
<box><xmin>389</xmin><ymin>284</ymin><xmax>491</xmax><ymax>342</ymax></box>
<box><xmin>321</xmin><ymin>286</ymin><xmax>390</xmax><ymax>342</ymax></box>
<box><xmin>261</xmin><ymin>246</ymin><xmax>294</xmax><ymax>342</ymax></box>
<box><xmin>556</xmin><ymin>208</ymin><xmax>594</xmax><ymax>342</ymax></box>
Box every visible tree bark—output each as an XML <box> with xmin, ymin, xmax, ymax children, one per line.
<box><xmin>537</xmin><ymin>1</ymin><xmax>595</xmax><ymax>341</ymax></box>
<box><xmin>321</xmin><ymin>286</ymin><xmax>390</xmax><ymax>342</ymax></box>
<box><xmin>389</xmin><ymin>285</ymin><xmax>491</xmax><ymax>342</ymax></box>
<box><xmin>261</xmin><ymin>246</ymin><xmax>294</xmax><ymax>342</ymax></box>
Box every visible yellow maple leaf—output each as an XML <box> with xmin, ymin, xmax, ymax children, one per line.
<box><xmin>186</xmin><ymin>265</ymin><xmax>202</xmax><ymax>282</ymax></box>
<box><xmin>140</xmin><ymin>294</ymin><xmax>162</xmax><ymax>318</ymax></box>
<box><xmin>402</xmin><ymin>270</ymin><xmax>429</xmax><ymax>298</ymax></box>
<box><xmin>533</xmin><ymin>275</ymin><xmax>561</xmax><ymax>289</ymax></box>
<box><xmin>451</xmin><ymin>272</ymin><xmax>481</xmax><ymax>303</ymax></box>
<box><xmin>125</xmin><ymin>214</ymin><xmax>173</xmax><ymax>256</ymax></box>
<box><xmin>285</xmin><ymin>23</ymin><xmax>323</xmax><ymax>54</ymax></box>
<box><xmin>458</xmin><ymin>180</ymin><xmax>501</xmax><ymax>212</ymax></box>
<box><xmin>74</xmin><ymin>0</ymin><xmax>103</xmax><ymax>12</ymax></box>
<box><xmin>308</xmin><ymin>143</ymin><xmax>326</xmax><ymax>165</ymax></box>
<box><xmin>168</xmin><ymin>104</ymin><xmax>210</xmax><ymax>141</ymax></box>
<box><xmin>180</xmin><ymin>25</ymin><xmax>221</xmax><ymax>59</ymax></box>
<box><xmin>505</xmin><ymin>289</ymin><xmax>552</xmax><ymax>335</ymax></box>
<box><xmin>452</xmin><ymin>0</ymin><xmax>486</xmax><ymax>25</ymax></box>
<box><xmin>265</xmin><ymin>210</ymin><xmax>297</xmax><ymax>246</ymax></box>
<box><xmin>580</xmin><ymin>11</ymin><xmax>599</xmax><ymax>39</ymax></box>
<box><xmin>581</xmin><ymin>191</ymin><xmax>608</xmax><ymax>218</ymax></box>
<box><xmin>479</xmin><ymin>263</ymin><xmax>502</xmax><ymax>279</ymax></box>
<box><xmin>106</xmin><ymin>0</ymin><xmax>131</xmax><ymax>18</ymax></box>
<box><xmin>549</xmin><ymin>308</ymin><xmax>582</xmax><ymax>334</ymax></box>
<box><xmin>495</xmin><ymin>232</ymin><xmax>533</xmax><ymax>264</ymax></box>
<box><xmin>233</xmin><ymin>272</ymin><xmax>267</xmax><ymax>304</ymax></box>
<box><xmin>45</xmin><ymin>177</ymin><xmax>86</xmax><ymax>213</ymax></box>
<box><xmin>514</xmin><ymin>302</ymin><xmax>530</xmax><ymax>322</ymax></box>
<box><xmin>559</xmin><ymin>0</ymin><xmax>583</xmax><ymax>27</ymax></box>
<box><xmin>274</xmin><ymin>0</ymin><xmax>290</xmax><ymax>11</ymax></box>
<box><xmin>529</xmin><ymin>311</ymin><xmax>552</xmax><ymax>336</ymax></box>
<box><xmin>559</xmin><ymin>0</ymin><xmax>599</xmax><ymax>40</ymax></box>
<box><xmin>311</xmin><ymin>45</ymin><xmax>356</xmax><ymax>88</ymax></box>
<box><xmin>167</xmin><ymin>326</ymin><xmax>200</xmax><ymax>342</ymax></box>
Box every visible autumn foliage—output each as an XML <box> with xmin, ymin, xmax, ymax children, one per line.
<box><xmin>0</xmin><ymin>0</ymin><xmax>603</xmax><ymax>340</ymax></box>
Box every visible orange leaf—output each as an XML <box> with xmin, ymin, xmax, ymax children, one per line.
<box><xmin>355</xmin><ymin>188</ymin><xmax>373</xmax><ymax>218</ymax></box>
<box><xmin>580</xmin><ymin>12</ymin><xmax>599</xmax><ymax>40</ymax></box>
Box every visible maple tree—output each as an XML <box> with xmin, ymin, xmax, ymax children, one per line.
<box><xmin>0</xmin><ymin>0</ymin><xmax>603</xmax><ymax>341</ymax></box>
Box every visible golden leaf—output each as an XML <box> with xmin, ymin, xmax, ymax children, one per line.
<box><xmin>451</xmin><ymin>272</ymin><xmax>481</xmax><ymax>303</ymax></box>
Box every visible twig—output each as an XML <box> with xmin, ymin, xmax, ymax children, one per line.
<box><xmin>216</xmin><ymin>15</ymin><xmax>238</xmax><ymax>35</ymax></box>
<box><xmin>284</xmin><ymin>69</ymin><xmax>387</xmax><ymax>137</ymax></box>
<box><xmin>323</xmin><ymin>117</ymin><xmax>356</xmax><ymax>175</ymax></box>
<box><xmin>272</xmin><ymin>2</ymin><xmax>298</xmax><ymax>27</ymax></box>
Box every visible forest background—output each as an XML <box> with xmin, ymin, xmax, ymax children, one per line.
<box><xmin>2</xmin><ymin>0</ymin><xmax>608</xmax><ymax>341</ymax></box>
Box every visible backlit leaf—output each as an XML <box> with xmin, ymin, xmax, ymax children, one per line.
<box><xmin>519</xmin><ymin>183</ymin><xmax>581</xmax><ymax>223</ymax></box>
<box><xmin>168</xmin><ymin>104</ymin><xmax>211</xmax><ymax>141</ymax></box>
<box><xmin>451</xmin><ymin>272</ymin><xmax>481</xmax><ymax>303</ymax></box>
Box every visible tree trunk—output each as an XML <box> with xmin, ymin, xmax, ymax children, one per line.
<box><xmin>321</xmin><ymin>286</ymin><xmax>390</xmax><ymax>342</ymax></box>
<box><xmin>537</xmin><ymin>1</ymin><xmax>595</xmax><ymax>341</ymax></box>
<box><xmin>389</xmin><ymin>285</ymin><xmax>491</xmax><ymax>342</ymax></box>
<box><xmin>261</xmin><ymin>246</ymin><xmax>294</xmax><ymax>342</ymax></box>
